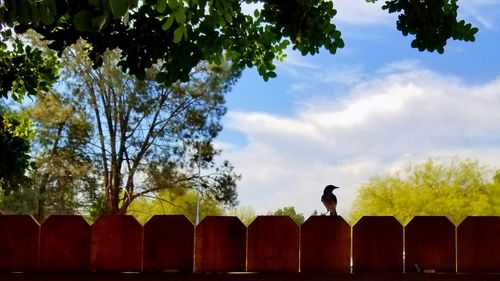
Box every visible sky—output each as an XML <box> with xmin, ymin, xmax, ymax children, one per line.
<box><xmin>216</xmin><ymin>0</ymin><xmax>500</xmax><ymax>217</ymax></box>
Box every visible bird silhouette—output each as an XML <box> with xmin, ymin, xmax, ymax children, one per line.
<box><xmin>321</xmin><ymin>185</ymin><xmax>339</xmax><ymax>216</ymax></box>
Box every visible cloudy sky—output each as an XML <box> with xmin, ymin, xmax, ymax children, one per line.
<box><xmin>216</xmin><ymin>0</ymin><xmax>500</xmax><ymax>217</ymax></box>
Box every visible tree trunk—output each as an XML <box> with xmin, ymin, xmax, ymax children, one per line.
<box><xmin>36</xmin><ymin>123</ymin><xmax>65</xmax><ymax>222</ymax></box>
<box><xmin>36</xmin><ymin>176</ymin><xmax>48</xmax><ymax>222</ymax></box>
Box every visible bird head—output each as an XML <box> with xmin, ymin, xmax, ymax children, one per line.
<box><xmin>323</xmin><ymin>184</ymin><xmax>339</xmax><ymax>194</ymax></box>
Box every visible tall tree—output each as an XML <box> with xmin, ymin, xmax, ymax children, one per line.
<box><xmin>60</xmin><ymin>41</ymin><xmax>240</xmax><ymax>215</ymax></box>
<box><xmin>28</xmin><ymin>92</ymin><xmax>97</xmax><ymax>221</ymax></box>
<box><xmin>350</xmin><ymin>158</ymin><xmax>500</xmax><ymax>225</ymax></box>
<box><xmin>0</xmin><ymin>92</ymin><xmax>99</xmax><ymax>221</ymax></box>
<box><xmin>0</xmin><ymin>0</ymin><xmax>478</xmax><ymax>90</ymax></box>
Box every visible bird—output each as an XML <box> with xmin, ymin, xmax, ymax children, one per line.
<box><xmin>321</xmin><ymin>185</ymin><xmax>339</xmax><ymax>216</ymax></box>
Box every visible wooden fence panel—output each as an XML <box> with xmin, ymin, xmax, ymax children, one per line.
<box><xmin>352</xmin><ymin>216</ymin><xmax>403</xmax><ymax>272</ymax></box>
<box><xmin>300</xmin><ymin>216</ymin><xmax>350</xmax><ymax>273</ymax></box>
<box><xmin>39</xmin><ymin>216</ymin><xmax>91</xmax><ymax>271</ymax></box>
<box><xmin>144</xmin><ymin>215</ymin><xmax>194</xmax><ymax>272</ymax></box>
<box><xmin>195</xmin><ymin>216</ymin><xmax>246</xmax><ymax>272</ymax></box>
<box><xmin>405</xmin><ymin>216</ymin><xmax>455</xmax><ymax>273</ymax></box>
<box><xmin>0</xmin><ymin>215</ymin><xmax>40</xmax><ymax>272</ymax></box>
<box><xmin>91</xmin><ymin>215</ymin><xmax>143</xmax><ymax>272</ymax></box>
<box><xmin>457</xmin><ymin>216</ymin><xmax>500</xmax><ymax>273</ymax></box>
<box><xmin>247</xmin><ymin>216</ymin><xmax>299</xmax><ymax>272</ymax></box>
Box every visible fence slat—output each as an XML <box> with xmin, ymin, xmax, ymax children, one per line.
<box><xmin>39</xmin><ymin>215</ymin><xmax>91</xmax><ymax>271</ymax></box>
<box><xmin>91</xmin><ymin>215</ymin><xmax>143</xmax><ymax>272</ymax></box>
<box><xmin>300</xmin><ymin>216</ymin><xmax>350</xmax><ymax>272</ymax></box>
<box><xmin>0</xmin><ymin>215</ymin><xmax>40</xmax><ymax>272</ymax></box>
<box><xmin>195</xmin><ymin>216</ymin><xmax>246</xmax><ymax>272</ymax></box>
<box><xmin>143</xmin><ymin>215</ymin><xmax>194</xmax><ymax>272</ymax></box>
<box><xmin>247</xmin><ymin>216</ymin><xmax>299</xmax><ymax>272</ymax></box>
<box><xmin>457</xmin><ymin>216</ymin><xmax>500</xmax><ymax>273</ymax></box>
<box><xmin>353</xmin><ymin>216</ymin><xmax>403</xmax><ymax>272</ymax></box>
<box><xmin>405</xmin><ymin>216</ymin><xmax>455</xmax><ymax>273</ymax></box>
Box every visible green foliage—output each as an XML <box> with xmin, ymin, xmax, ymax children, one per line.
<box><xmin>0</xmin><ymin>30</ymin><xmax>59</xmax><ymax>101</ymax></box>
<box><xmin>350</xmin><ymin>158</ymin><xmax>500</xmax><ymax>225</ymax></box>
<box><xmin>225</xmin><ymin>205</ymin><xmax>257</xmax><ymax>225</ymax></box>
<box><xmin>0</xmin><ymin>106</ymin><xmax>34</xmax><ymax>192</ymax></box>
<box><xmin>0</xmin><ymin>0</ymin><xmax>477</xmax><ymax>88</ymax></box>
<box><xmin>0</xmin><ymin>185</ymin><xmax>38</xmax><ymax>215</ymax></box>
<box><xmin>0</xmin><ymin>0</ymin><xmax>57</xmax><ymax>26</ymax></box>
<box><xmin>0</xmin><ymin>29</ymin><xmax>59</xmax><ymax>190</ymax></box>
<box><xmin>0</xmin><ymin>92</ymin><xmax>101</xmax><ymax>220</ymax></box>
<box><xmin>128</xmin><ymin>189</ymin><xmax>224</xmax><ymax>224</ymax></box>
<box><xmin>25</xmin><ymin>92</ymin><xmax>97</xmax><ymax>221</ymax></box>
<box><xmin>375</xmin><ymin>0</ymin><xmax>478</xmax><ymax>54</ymax></box>
<box><xmin>270</xmin><ymin>206</ymin><xmax>305</xmax><ymax>225</ymax></box>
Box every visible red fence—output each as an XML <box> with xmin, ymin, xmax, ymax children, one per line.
<box><xmin>0</xmin><ymin>215</ymin><xmax>499</xmax><ymax>273</ymax></box>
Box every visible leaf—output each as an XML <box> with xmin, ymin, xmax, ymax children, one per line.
<box><xmin>156</xmin><ymin>0</ymin><xmax>167</xmax><ymax>13</ymax></box>
<box><xmin>91</xmin><ymin>14</ymin><xmax>107</xmax><ymax>31</ymax></box>
<box><xmin>168</xmin><ymin>0</ymin><xmax>178</xmax><ymax>10</ymax></box>
<box><xmin>174</xmin><ymin>9</ymin><xmax>186</xmax><ymax>24</ymax></box>
<box><xmin>337</xmin><ymin>38</ymin><xmax>345</xmax><ymax>48</ymax></box>
<box><xmin>17</xmin><ymin>0</ymin><xmax>32</xmax><ymax>24</ymax></box>
<box><xmin>73</xmin><ymin>10</ymin><xmax>94</xmax><ymax>32</ymax></box>
<box><xmin>40</xmin><ymin>2</ymin><xmax>56</xmax><ymax>25</ymax></box>
<box><xmin>162</xmin><ymin>15</ymin><xmax>174</xmax><ymax>31</ymax></box>
<box><xmin>40</xmin><ymin>14</ymin><xmax>54</xmax><ymax>26</ymax></box>
<box><xmin>109</xmin><ymin>0</ymin><xmax>129</xmax><ymax>18</ymax></box>
<box><xmin>173</xmin><ymin>25</ymin><xmax>184</xmax><ymax>43</ymax></box>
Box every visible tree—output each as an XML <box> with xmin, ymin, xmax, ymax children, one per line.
<box><xmin>226</xmin><ymin>205</ymin><xmax>256</xmax><ymax>226</ymax></box>
<box><xmin>58</xmin><ymin>41</ymin><xmax>240</xmax><ymax>215</ymax></box>
<box><xmin>0</xmin><ymin>104</ymin><xmax>34</xmax><ymax>192</ymax></box>
<box><xmin>489</xmin><ymin>171</ymin><xmax>500</xmax><ymax>215</ymax></box>
<box><xmin>27</xmin><ymin>92</ymin><xmax>97</xmax><ymax>221</ymax></box>
<box><xmin>0</xmin><ymin>30</ymin><xmax>59</xmax><ymax>101</ymax></box>
<box><xmin>350</xmin><ymin>158</ymin><xmax>500</xmax><ymax>225</ymax></box>
<box><xmin>0</xmin><ymin>92</ymin><xmax>101</xmax><ymax>221</ymax></box>
<box><xmin>127</xmin><ymin>189</ymin><xmax>224</xmax><ymax>224</ymax></box>
<box><xmin>269</xmin><ymin>206</ymin><xmax>305</xmax><ymax>225</ymax></box>
<box><xmin>0</xmin><ymin>30</ymin><xmax>59</xmax><ymax>194</ymax></box>
<box><xmin>0</xmin><ymin>0</ymin><xmax>477</xmax><ymax>90</ymax></box>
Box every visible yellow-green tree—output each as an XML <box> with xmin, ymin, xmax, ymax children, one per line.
<box><xmin>350</xmin><ymin>158</ymin><xmax>500</xmax><ymax>225</ymax></box>
<box><xmin>225</xmin><ymin>206</ymin><xmax>257</xmax><ymax>226</ymax></box>
<box><xmin>127</xmin><ymin>189</ymin><xmax>224</xmax><ymax>225</ymax></box>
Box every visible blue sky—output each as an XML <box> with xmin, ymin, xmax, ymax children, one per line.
<box><xmin>216</xmin><ymin>0</ymin><xmax>500</xmax><ymax>217</ymax></box>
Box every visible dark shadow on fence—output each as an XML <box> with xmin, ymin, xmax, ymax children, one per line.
<box><xmin>0</xmin><ymin>215</ymin><xmax>499</xmax><ymax>273</ymax></box>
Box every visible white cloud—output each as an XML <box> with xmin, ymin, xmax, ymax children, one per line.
<box><xmin>332</xmin><ymin>0</ymin><xmax>393</xmax><ymax>25</ymax></box>
<box><xmin>219</xmin><ymin>63</ymin><xmax>500</xmax><ymax>217</ymax></box>
<box><xmin>276</xmin><ymin>49</ymin><xmax>321</xmax><ymax>77</ymax></box>
<box><xmin>459</xmin><ymin>0</ymin><xmax>500</xmax><ymax>29</ymax></box>
<box><xmin>332</xmin><ymin>0</ymin><xmax>500</xmax><ymax>30</ymax></box>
